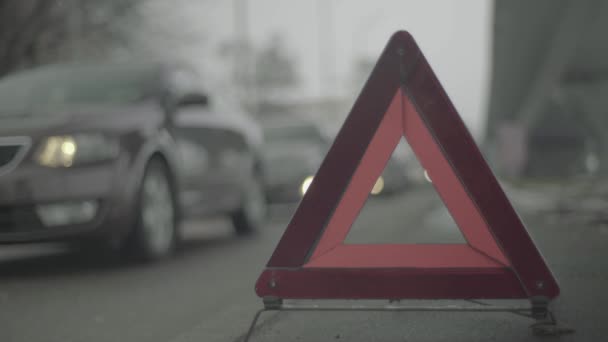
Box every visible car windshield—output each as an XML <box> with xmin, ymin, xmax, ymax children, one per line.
<box><xmin>0</xmin><ymin>65</ymin><xmax>159</xmax><ymax>115</ymax></box>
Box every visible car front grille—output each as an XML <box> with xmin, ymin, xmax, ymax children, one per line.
<box><xmin>0</xmin><ymin>137</ymin><xmax>30</xmax><ymax>174</ymax></box>
<box><xmin>0</xmin><ymin>206</ymin><xmax>44</xmax><ymax>233</ymax></box>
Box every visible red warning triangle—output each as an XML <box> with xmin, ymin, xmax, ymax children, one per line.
<box><xmin>256</xmin><ymin>31</ymin><xmax>559</xmax><ymax>300</ymax></box>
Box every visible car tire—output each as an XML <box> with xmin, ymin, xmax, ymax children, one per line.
<box><xmin>126</xmin><ymin>157</ymin><xmax>179</xmax><ymax>261</ymax></box>
<box><xmin>231</xmin><ymin>175</ymin><xmax>267</xmax><ymax>235</ymax></box>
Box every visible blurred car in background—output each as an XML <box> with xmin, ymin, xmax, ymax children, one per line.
<box><xmin>261</xmin><ymin>119</ymin><xmax>410</xmax><ymax>202</ymax></box>
<box><xmin>376</xmin><ymin>156</ymin><xmax>409</xmax><ymax>196</ymax></box>
<box><xmin>172</xmin><ymin>93</ymin><xmax>266</xmax><ymax>235</ymax></box>
<box><xmin>261</xmin><ymin>119</ymin><xmax>328</xmax><ymax>202</ymax></box>
<box><xmin>0</xmin><ymin>62</ymin><xmax>266</xmax><ymax>260</ymax></box>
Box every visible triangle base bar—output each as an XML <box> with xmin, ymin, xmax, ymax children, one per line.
<box><xmin>303</xmin><ymin>244</ymin><xmax>507</xmax><ymax>269</ymax></box>
<box><xmin>242</xmin><ymin>301</ymin><xmax>571</xmax><ymax>342</ymax></box>
<box><xmin>256</xmin><ymin>268</ymin><xmax>527</xmax><ymax>300</ymax></box>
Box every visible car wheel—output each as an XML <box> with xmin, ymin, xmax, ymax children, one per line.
<box><xmin>231</xmin><ymin>176</ymin><xmax>267</xmax><ymax>235</ymax></box>
<box><xmin>127</xmin><ymin>157</ymin><xmax>179</xmax><ymax>261</ymax></box>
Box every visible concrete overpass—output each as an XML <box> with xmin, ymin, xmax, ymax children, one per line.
<box><xmin>486</xmin><ymin>0</ymin><xmax>608</xmax><ymax>178</ymax></box>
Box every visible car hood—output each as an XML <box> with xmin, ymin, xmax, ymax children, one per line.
<box><xmin>262</xmin><ymin>143</ymin><xmax>325</xmax><ymax>185</ymax></box>
<box><xmin>262</xmin><ymin>143</ymin><xmax>324</xmax><ymax>165</ymax></box>
<box><xmin>0</xmin><ymin>102</ymin><xmax>162</xmax><ymax>137</ymax></box>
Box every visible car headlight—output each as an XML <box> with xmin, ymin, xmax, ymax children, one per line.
<box><xmin>371</xmin><ymin>176</ymin><xmax>384</xmax><ymax>195</ymax></box>
<box><xmin>300</xmin><ymin>175</ymin><xmax>314</xmax><ymax>196</ymax></box>
<box><xmin>35</xmin><ymin>134</ymin><xmax>119</xmax><ymax>167</ymax></box>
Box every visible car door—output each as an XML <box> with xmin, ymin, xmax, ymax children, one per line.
<box><xmin>173</xmin><ymin>104</ymin><xmax>251</xmax><ymax>216</ymax></box>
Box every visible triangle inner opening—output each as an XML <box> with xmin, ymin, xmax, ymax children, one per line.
<box><xmin>344</xmin><ymin>136</ymin><xmax>467</xmax><ymax>245</ymax></box>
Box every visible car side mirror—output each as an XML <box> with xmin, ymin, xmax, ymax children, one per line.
<box><xmin>176</xmin><ymin>93</ymin><xmax>209</xmax><ymax>108</ymax></box>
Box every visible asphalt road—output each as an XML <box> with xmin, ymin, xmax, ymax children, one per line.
<box><xmin>0</xmin><ymin>186</ymin><xmax>607</xmax><ymax>342</ymax></box>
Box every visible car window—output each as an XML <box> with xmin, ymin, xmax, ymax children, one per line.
<box><xmin>0</xmin><ymin>65</ymin><xmax>159</xmax><ymax>115</ymax></box>
<box><xmin>264</xmin><ymin>125</ymin><xmax>325</xmax><ymax>146</ymax></box>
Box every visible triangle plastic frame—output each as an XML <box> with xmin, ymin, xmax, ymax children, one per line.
<box><xmin>255</xmin><ymin>31</ymin><xmax>559</xmax><ymax>300</ymax></box>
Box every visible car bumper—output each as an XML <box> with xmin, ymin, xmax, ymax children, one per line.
<box><xmin>0</xmin><ymin>159</ymin><xmax>136</xmax><ymax>243</ymax></box>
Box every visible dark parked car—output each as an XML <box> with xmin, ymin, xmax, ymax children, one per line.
<box><xmin>0</xmin><ymin>62</ymin><xmax>266</xmax><ymax>260</ymax></box>
<box><xmin>261</xmin><ymin>120</ymin><xmax>328</xmax><ymax>202</ymax></box>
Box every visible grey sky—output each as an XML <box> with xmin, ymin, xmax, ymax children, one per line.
<box><xmin>175</xmin><ymin>0</ymin><xmax>492</xmax><ymax>136</ymax></box>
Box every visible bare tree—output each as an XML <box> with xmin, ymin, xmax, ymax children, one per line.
<box><xmin>0</xmin><ymin>0</ymin><xmax>144</xmax><ymax>77</ymax></box>
<box><xmin>252</xmin><ymin>34</ymin><xmax>299</xmax><ymax>102</ymax></box>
